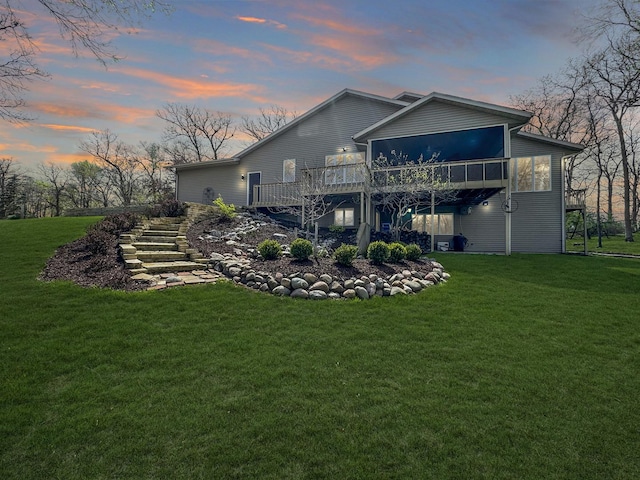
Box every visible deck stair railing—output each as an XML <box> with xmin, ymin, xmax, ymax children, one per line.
<box><xmin>565</xmin><ymin>188</ymin><xmax>587</xmax><ymax>210</ymax></box>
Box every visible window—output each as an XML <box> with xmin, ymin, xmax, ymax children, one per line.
<box><xmin>325</xmin><ymin>152</ymin><xmax>365</xmax><ymax>185</ymax></box>
<box><xmin>334</xmin><ymin>208</ymin><xmax>355</xmax><ymax>227</ymax></box>
<box><xmin>283</xmin><ymin>159</ymin><xmax>295</xmax><ymax>183</ymax></box>
<box><xmin>511</xmin><ymin>155</ymin><xmax>551</xmax><ymax>192</ymax></box>
<box><xmin>372</xmin><ymin>125</ymin><xmax>505</xmax><ymax>164</ymax></box>
<box><xmin>411</xmin><ymin>213</ymin><xmax>454</xmax><ymax>235</ymax></box>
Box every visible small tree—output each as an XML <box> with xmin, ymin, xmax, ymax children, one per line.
<box><xmin>370</xmin><ymin>151</ymin><xmax>458</xmax><ymax>241</ymax></box>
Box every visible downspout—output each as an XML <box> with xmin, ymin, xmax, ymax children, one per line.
<box><xmin>561</xmin><ymin>155</ymin><xmax>569</xmax><ymax>254</ymax></box>
<box><xmin>505</xmin><ymin>124</ymin><xmax>522</xmax><ymax>256</ymax></box>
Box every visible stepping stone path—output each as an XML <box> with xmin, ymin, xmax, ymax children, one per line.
<box><xmin>119</xmin><ymin>215</ymin><xmax>213</xmax><ymax>289</ymax></box>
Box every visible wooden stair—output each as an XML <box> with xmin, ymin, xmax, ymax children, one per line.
<box><xmin>119</xmin><ymin>217</ymin><xmax>208</xmax><ymax>275</ymax></box>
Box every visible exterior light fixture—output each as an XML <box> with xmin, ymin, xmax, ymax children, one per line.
<box><xmin>482</xmin><ymin>200</ymin><xmax>489</xmax><ymax>206</ymax></box>
<box><xmin>241</xmin><ymin>174</ymin><xmax>245</xmax><ymax>180</ymax></box>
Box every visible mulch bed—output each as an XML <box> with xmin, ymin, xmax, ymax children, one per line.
<box><xmin>40</xmin><ymin>213</ymin><xmax>435</xmax><ymax>291</ymax></box>
<box><xmin>187</xmin><ymin>216</ymin><xmax>434</xmax><ymax>282</ymax></box>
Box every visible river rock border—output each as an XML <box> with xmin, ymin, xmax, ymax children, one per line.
<box><xmin>208</xmin><ymin>252</ymin><xmax>450</xmax><ymax>299</ymax></box>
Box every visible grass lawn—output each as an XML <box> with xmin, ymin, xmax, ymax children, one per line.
<box><xmin>1</xmin><ymin>217</ymin><xmax>639</xmax><ymax>479</ymax></box>
<box><xmin>566</xmin><ymin>233</ymin><xmax>640</xmax><ymax>255</ymax></box>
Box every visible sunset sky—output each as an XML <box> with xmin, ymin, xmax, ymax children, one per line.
<box><xmin>1</xmin><ymin>0</ymin><xmax>602</xmax><ymax>171</ymax></box>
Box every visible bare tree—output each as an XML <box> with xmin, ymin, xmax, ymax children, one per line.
<box><xmin>510</xmin><ymin>73</ymin><xmax>586</xmax><ymax>143</ymax></box>
<box><xmin>156</xmin><ymin>103</ymin><xmax>236</xmax><ymax>164</ymax></box>
<box><xmin>240</xmin><ymin>105</ymin><xmax>298</xmax><ymax>143</ymax></box>
<box><xmin>136</xmin><ymin>141</ymin><xmax>173</xmax><ymax>202</ymax></box>
<box><xmin>37</xmin><ymin>161</ymin><xmax>68</xmax><ymax>216</ymax></box>
<box><xmin>80</xmin><ymin>130</ymin><xmax>141</xmax><ymax>206</ymax></box>
<box><xmin>0</xmin><ymin>0</ymin><xmax>170</xmax><ymax>122</ymax></box>
<box><xmin>580</xmin><ymin>37</ymin><xmax>640</xmax><ymax>241</ymax></box>
<box><xmin>0</xmin><ymin>157</ymin><xmax>21</xmax><ymax>216</ymax></box>
<box><xmin>67</xmin><ymin>160</ymin><xmax>102</xmax><ymax>208</ymax></box>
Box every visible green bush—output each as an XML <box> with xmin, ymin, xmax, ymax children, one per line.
<box><xmin>389</xmin><ymin>242</ymin><xmax>407</xmax><ymax>263</ymax></box>
<box><xmin>367</xmin><ymin>241</ymin><xmax>390</xmax><ymax>264</ymax></box>
<box><xmin>258</xmin><ymin>239</ymin><xmax>282</xmax><ymax>260</ymax></box>
<box><xmin>405</xmin><ymin>243</ymin><xmax>422</xmax><ymax>261</ymax></box>
<box><xmin>329</xmin><ymin>224</ymin><xmax>345</xmax><ymax>234</ymax></box>
<box><xmin>290</xmin><ymin>238</ymin><xmax>313</xmax><ymax>260</ymax></box>
<box><xmin>88</xmin><ymin>213</ymin><xmax>138</xmax><ymax>237</ymax></box>
<box><xmin>213</xmin><ymin>195</ymin><xmax>236</xmax><ymax>221</ymax></box>
<box><xmin>145</xmin><ymin>198</ymin><xmax>186</xmax><ymax>218</ymax></box>
<box><xmin>333</xmin><ymin>244</ymin><xmax>358</xmax><ymax>266</ymax></box>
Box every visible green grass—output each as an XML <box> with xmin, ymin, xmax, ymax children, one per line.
<box><xmin>567</xmin><ymin>233</ymin><xmax>640</xmax><ymax>255</ymax></box>
<box><xmin>1</xmin><ymin>217</ymin><xmax>639</xmax><ymax>479</ymax></box>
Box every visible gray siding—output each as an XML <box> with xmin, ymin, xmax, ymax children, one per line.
<box><xmin>177</xmin><ymin>93</ymin><xmax>403</xmax><ymax>207</ymax></box>
<box><xmin>510</xmin><ymin>135</ymin><xmax>566</xmax><ymax>253</ymax></box>
<box><xmin>458</xmin><ymin>194</ymin><xmax>507</xmax><ymax>253</ymax></box>
<box><xmin>176</xmin><ymin>163</ymin><xmax>246</xmax><ymax>207</ymax></box>
<box><xmin>369</xmin><ymin>100</ymin><xmax>511</xmax><ymax>140</ymax></box>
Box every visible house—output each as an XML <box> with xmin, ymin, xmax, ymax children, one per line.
<box><xmin>174</xmin><ymin>89</ymin><xmax>585</xmax><ymax>254</ymax></box>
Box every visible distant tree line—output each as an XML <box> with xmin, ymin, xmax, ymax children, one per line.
<box><xmin>510</xmin><ymin>0</ymin><xmax>640</xmax><ymax>242</ymax></box>
<box><xmin>0</xmin><ymin>104</ymin><xmax>296</xmax><ymax>218</ymax></box>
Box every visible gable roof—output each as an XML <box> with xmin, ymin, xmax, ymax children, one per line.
<box><xmin>234</xmin><ymin>88</ymin><xmax>409</xmax><ymax>159</ymax></box>
<box><xmin>516</xmin><ymin>131</ymin><xmax>584</xmax><ymax>152</ymax></box>
<box><xmin>353</xmin><ymin>92</ymin><xmax>533</xmax><ymax>142</ymax></box>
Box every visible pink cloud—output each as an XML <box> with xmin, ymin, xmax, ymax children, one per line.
<box><xmin>235</xmin><ymin>15</ymin><xmax>287</xmax><ymax>29</ymax></box>
<box><xmin>114</xmin><ymin>66</ymin><xmax>268</xmax><ymax>102</ymax></box>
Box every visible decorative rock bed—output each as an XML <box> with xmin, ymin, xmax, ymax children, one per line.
<box><xmin>136</xmin><ymin>208</ymin><xmax>452</xmax><ymax>299</ymax></box>
<box><xmin>205</xmin><ymin>252</ymin><xmax>450</xmax><ymax>299</ymax></box>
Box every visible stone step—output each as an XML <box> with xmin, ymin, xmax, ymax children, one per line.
<box><xmin>136</xmin><ymin>251</ymin><xmax>188</xmax><ymax>262</ymax></box>
<box><xmin>142</xmin><ymin>261</ymin><xmax>201</xmax><ymax>273</ymax></box>
<box><xmin>133</xmin><ymin>242</ymin><xmax>178</xmax><ymax>251</ymax></box>
<box><xmin>148</xmin><ymin>223</ymin><xmax>183</xmax><ymax>231</ymax></box>
<box><xmin>142</xmin><ymin>229</ymin><xmax>180</xmax><ymax>237</ymax></box>
<box><xmin>136</xmin><ymin>235</ymin><xmax>181</xmax><ymax>244</ymax></box>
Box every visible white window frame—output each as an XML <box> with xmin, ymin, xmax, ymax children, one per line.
<box><xmin>334</xmin><ymin>208</ymin><xmax>355</xmax><ymax>227</ymax></box>
<box><xmin>511</xmin><ymin>155</ymin><xmax>551</xmax><ymax>192</ymax></box>
<box><xmin>325</xmin><ymin>152</ymin><xmax>365</xmax><ymax>185</ymax></box>
<box><xmin>283</xmin><ymin>159</ymin><xmax>296</xmax><ymax>183</ymax></box>
<box><xmin>411</xmin><ymin>213</ymin><xmax>454</xmax><ymax>235</ymax></box>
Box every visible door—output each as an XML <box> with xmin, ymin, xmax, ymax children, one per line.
<box><xmin>247</xmin><ymin>171</ymin><xmax>261</xmax><ymax>206</ymax></box>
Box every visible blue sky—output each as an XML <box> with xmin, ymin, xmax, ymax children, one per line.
<box><xmin>1</xmin><ymin>0</ymin><xmax>600</xmax><ymax>169</ymax></box>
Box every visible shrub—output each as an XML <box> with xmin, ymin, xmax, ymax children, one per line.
<box><xmin>367</xmin><ymin>240</ymin><xmax>390</xmax><ymax>264</ymax></box>
<box><xmin>83</xmin><ymin>229</ymin><xmax>114</xmax><ymax>255</ymax></box>
<box><xmin>88</xmin><ymin>213</ymin><xmax>138</xmax><ymax>237</ymax></box>
<box><xmin>213</xmin><ymin>195</ymin><xmax>236</xmax><ymax>221</ymax></box>
<box><xmin>405</xmin><ymin>243</ymin><xmax>422</xmax><ymax>261</ymax></box>
<box><xmin>333</xmin><ymin>244</ymin><xmax>358</xmax><ymax>266</ymax></box>
<box><xmin>389</xmin><ymin>242</ymin><xmax>407</xmax><ymax>263</ymax></box>
<box><xmin>258</xmin><ymin>239</ymin><xmax>282</xmax><ymax>260</ymax></box>
<box><xmin>329</xmin><ymin>224</ymin><xmax>345</xmax><ymax>234</ymax></box>
<box><xmin>146</xmin><ymin>198</ymin><xmax>185</xmax><ymax>218</ymax></box>
<box><xmin>290</xmin><ymin>238</ymin><xmax>313</xmax><ymax>260</ymax></box>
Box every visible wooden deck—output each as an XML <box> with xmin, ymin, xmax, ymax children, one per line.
<box><xmin>251</xmin><ymin>159</ymin><xmax>509</xmax><ymax>207</ymax></box>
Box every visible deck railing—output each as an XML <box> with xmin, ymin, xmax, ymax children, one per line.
<box><xmin>565</xmin><ymin>188</ymin><xmax>587</xmax><ymax>210</ymax></box>
<box><xmin>251</xmin><ymin>158</ymin><xmax>509</xmax><ymax>207</ymax></box>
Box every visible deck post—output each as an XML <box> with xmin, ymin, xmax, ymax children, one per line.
<box><xmin>430</xmin><ymin>190</ymin><xmax>435</xmax><ymax>253</ymax></box>
<box><xmin>583</xmin><ymin>207</ymin><xmax>588</xmax><ymax>256</ymax></box>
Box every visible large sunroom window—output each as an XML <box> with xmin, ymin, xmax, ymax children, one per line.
<box><xmin>371</xmin><ymin>125</ymin><xmax>505</xmax><ymax>164</ymax></box>
<box><xmin>511</xmin><ymin>155</ymin><xmax>551</xmax><ymax>192</ymax></box>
